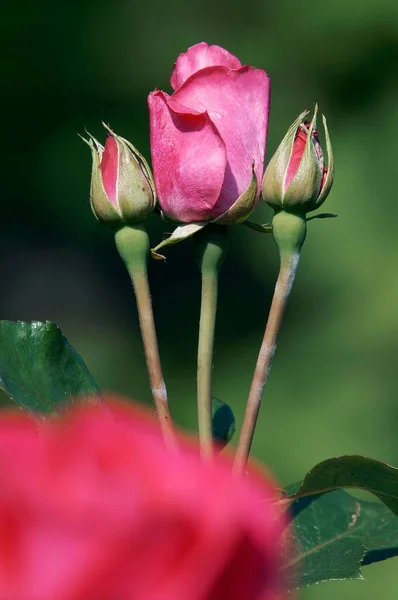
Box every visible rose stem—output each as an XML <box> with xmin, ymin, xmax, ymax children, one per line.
<box><xmin>233</xmin><ymin>211</ymin><xmax>307</xmax><ymax>473</ymax></box>
<box><xmin>194</xmin><ymin>225</ymin><xmax>228</xmax><ymax>459</ymax></box>
<box><xmin>115</xmin><ymin>224</ymin><xmax>177</xmax><ymax>450</ymax></box>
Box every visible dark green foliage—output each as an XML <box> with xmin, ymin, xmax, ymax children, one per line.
<box><xmin>0</xmin><ymin>321</ymin><xmax>101</xmax><ymax>414</ymax></box>
<box><xmin>212</xmin><ymin>396</ymin><xmax>235</xmax><ymax>447</ymax></box>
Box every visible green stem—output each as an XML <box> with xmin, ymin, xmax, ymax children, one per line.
<box><xmin>233</xmin><ymin>211</ymin><xmax>306</xmax><ymax>473</ymax></box>
<box><xmin>195</xmin><ymin>226</ymin><xmax>228</xmax><ymax>459</ymax></box>
<box><xmin>115</xmin><ymin>224</ymin><xmax>177</xmax><ymax>450</ymax></box>
<box><xmin>233</xmin><ymin>253</ymin><xmax>299</xmax><ymax>472</ymax></box>
<box><xmin>197</xmin><ymin>271</ymin><xmax>218</xmax><ymax>458</ymax></box>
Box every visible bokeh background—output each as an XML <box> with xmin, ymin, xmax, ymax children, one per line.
<box><xmin>3</xmin><ymin>0</ymin><xmax>398</xmax><ymax>597</ymax></box>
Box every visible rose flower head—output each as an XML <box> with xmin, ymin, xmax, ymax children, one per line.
<box><xmin>148</xmin><ymin>42</ymin><xmax>270</xmax><ymax>225</ymax></box>
<box><xmin>0</xmin><ymin>398</ymin><xmax>290</xmax><ymax>600</ymax></box>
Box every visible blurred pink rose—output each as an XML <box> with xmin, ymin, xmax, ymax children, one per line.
<box><xmin>148</xmin><ymin>42</ymin><xmax>270</xmax><ymax>223</ymax></box>
<box><xmin>0</xmin><ymin>398</ymin><xmax>288</xmax><ymax>600</ymax></box>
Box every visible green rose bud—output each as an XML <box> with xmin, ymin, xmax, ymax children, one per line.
<box><xmin>262</xmin><ymin>106</ymin><xmax>334</xmax><ymax>214</ymax></box>
<box><xmin>83</xmin><ymin>125</ymin><xmax>156</xmax><ymax>227</ymax></box>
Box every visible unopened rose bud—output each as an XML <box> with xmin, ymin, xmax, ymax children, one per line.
<box><xmin>262</xmin><ymin>106</ymin><xmax>334</xmax><ymax>214</ymax></box>
<box><xmin>83</xmin><ymin>125</ymin><xmax>156</xmax><ymax>227</ymax></box>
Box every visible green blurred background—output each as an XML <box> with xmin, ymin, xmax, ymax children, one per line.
<box><xmin>2</xmin><ymin>0</ymin><xmax>398</xmax><ymax>597</ymax></box>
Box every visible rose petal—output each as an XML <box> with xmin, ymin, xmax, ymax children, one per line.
<box><xmin>100</xmin><ymin>135</ymin><xmax>119</xmax><ymax>207</ymax></box>
<box><xmin>148</xmin><ymin>90</ymin><xmax>227</xmax><ymax>223</ymax></box>
<box><xmin>284</xmin><ymin>127</ymin><xmax>305</xmax><ymax>191</ymax></box>
<box><xmin>170</xmin><ymin>42</ymin><xmax>242</xmax><ymax>91</ymax></box>
<box><xmin>284</xmin><ymin>119</ymin><xmax>328</xmax><ymax>193</ymax></box>
<box><xmin>171</xmin><ymin>65</ymin><xmax>270</xmax><ymax>215</ymax></box>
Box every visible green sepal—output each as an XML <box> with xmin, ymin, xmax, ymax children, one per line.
<box><xmin>212</xmin><ymin>164</ymin><xmax>257</xmax><ymax>225</ymax></box>
<box><xmin>306</xmin><ymin>212</ymin><xmax>338</xmax><ymax>221</ymax></box>
<box><xmin>151</xmin><ymin>165</ymin><xmax>258</xmax><ymax>259</ymax></box>
<box><xmin>262</xmin><ymin>110</ymin><xmax>309</xmax><ymax>210</ymax></box>
<box><xmin>151</xmin><ymin>222</ymin><xmax>208</xmax><ymax>260</ymax></box>
<box><xmin>80</xmin><ymin>133</ymin><xmax>122</xmax><ymax>227</ymax></box>
<box><xmin>243</xmin><ymin>220</ymin><xmax>273</xmax><ymax>234</ymax></box>
<box><xmin>316</xmin><ymin>114</ymin><xmax>335</xmax><ymax>207</ymax></box>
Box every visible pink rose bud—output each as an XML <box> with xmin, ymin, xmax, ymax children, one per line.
<box><xmin>0</xmin><ymin>398</ymin><xmax>291</xmax><ymax>600</ymax></box>
<box><xmin>148</xmin><ymin>42</ymin><xmax>270</xmax><ymax>224</ymax></box>
<box><xmin>84</xmin><ymin>125</ymin><xmax>156</xmax><ymax>227</ymax></box>
<box><xmin>262</xmin><ymin>106</ymin><xmax>334</xmax><ymax>214</ymax></box>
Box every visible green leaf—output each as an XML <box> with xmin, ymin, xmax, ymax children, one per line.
<box><xmin>290</xmin><ymin>455</ymin><xmax>398</xmax><ymax>515</ymax></box>
<box><xmin>211</xmin><ymin>396</ymin><xmax>235</xmax><ymax>448</ymax></box>
<box><xmin>0</xmin><ymin>320</ymin><xmax>101</xmax><ymax>414</ymax></box>
<box><xmin>283</xmin><ymin>486</ymin><xmax>398</xmax><ymax>589</ymax></box>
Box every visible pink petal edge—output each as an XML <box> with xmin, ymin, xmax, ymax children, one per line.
<box><xmin>170</xmin><ymin>42</ymin><xmax>242</xmax><ymax>91</ymax></box>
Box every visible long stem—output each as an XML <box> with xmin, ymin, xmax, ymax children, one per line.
<box><xmin>233</xmin><ymin>252</ymin><xmax>300</xmax><ymax>473</ymax></box>
<box><xmin>115</xmin><ymin>225</ymin><xmax>177</xmax><ymax>449</ymax></box>
<box><xmin>197</xmin><ymin>270</ymin><xmax>219</xmax><ymax>458</ymax></box>
<box><xmin>195</xmin><ymin>226</ymin><xmax>228</xmax><ymax>459</ymax></box>
<box><xmin>130</xmin><ymin>269</ymin><xmax>176</xmax><ymax>447</ymax></box>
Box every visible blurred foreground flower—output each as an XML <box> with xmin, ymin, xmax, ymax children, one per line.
<box><xmin>148</xmin><ymin>42</ymin><xmax>270</xmax><ymax>224</ymax></box>
<box><xmin>0</xmin><ymin>398</ymin><xmax>289</xmax><ymax>600</ymax></box>
<box><xmin>83</xmin><ymin>125</ymin><xmax>156</xmax><ymax>226</ymax></box>
<box><xmin>262</xmin><ymin>106</ymin><xmax>334</xmax><ymax>214</ymax></box>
